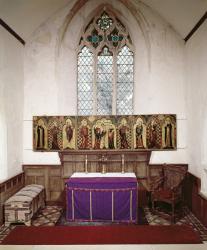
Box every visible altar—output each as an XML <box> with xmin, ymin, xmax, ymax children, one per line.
<box><xmin>66</xmin><ymin>172</ymin><xmax>138</xmax><ymax>223</ymax></box>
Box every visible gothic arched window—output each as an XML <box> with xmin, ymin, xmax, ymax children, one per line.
<box><xmin>77</xmin><ymin>11</ymin><xmax>134</xmax><ymax>115</ymax></box>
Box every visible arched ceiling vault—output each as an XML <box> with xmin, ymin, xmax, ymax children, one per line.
<box><xmin>0</xmin><ymin>0</ymin><xmax>206</xmax><ymax>41</ymax></box>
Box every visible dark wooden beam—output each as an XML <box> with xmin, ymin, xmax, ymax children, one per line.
<box><xmin>0</xmin><ymin>18</ymin><xmax>25</xmax><ymax>45</ymax></box>
<box><xmin>184</xmin><ymin>12</ymin><xmax>207</xmax><ymax>42</ymax></box>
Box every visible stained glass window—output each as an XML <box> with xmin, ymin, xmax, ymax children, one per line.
<box><xmin>77</xmin><ymin>10</ymin><xmax>134</xmax><ymax>115</ymax></box>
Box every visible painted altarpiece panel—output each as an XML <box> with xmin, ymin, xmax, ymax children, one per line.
<box><xmin>116</xmin><ymin>116</ymin><xmax>133</xmax><ymax>150</ymax></box>
<box><xmin>161</xmin><ymin>115</ymin><xmax>176</xmax><ymax>149</ymax></box>
<box><xmin>133</xmin><ymin>116</ymin><xmax>147</xmax><ymax>149</ymax></box>
<box><xmin>33</xmin><ymin>117</ymin><xmax>48</xmax><ymax>150</ymax></box>
<box><xmin>48</xmin><ymin>117</ymin><xmax>63</xmax><ymax>150</ymax></box>
<box><xmin>33</xmin><ymin>114</ymin><xmax>177</xmax><ymax>151</ymax></box>
<box><xmin>77</xmin><ymin>117</ymin><xmax>92</xmax><ymax>150</ymax></box>
<box><xmin>62</xmin><ymin>116</ymin><xmax>76</xmax><ymax>150</ymax></box>
<box><xmin>91</xmin><ymin>116</ymin><xmax>117</xmax><ymax>150</ymax></box>
<box><xmin>146</xmin><ymin>115</ymin><xmax>162</xmax><ymax>149</ymax></box>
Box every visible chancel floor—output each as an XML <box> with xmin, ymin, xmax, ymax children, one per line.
<box><xmin>0</xmin><ymin>205</ymin><xmax>207</xmax><ymax>244</ymax></box>
<box><xmin>144</xmin><ymin>206</ymin><xmax>207</xmax><ymax>242</ymax></box>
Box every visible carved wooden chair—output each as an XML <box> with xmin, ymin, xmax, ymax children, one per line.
<box><xmin>151</xmin><ymin>165</ymin><xmax>187</xmax><ymax>223</ymax></box>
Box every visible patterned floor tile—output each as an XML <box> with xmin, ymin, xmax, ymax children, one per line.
<box><xmin>31</xmin><ymin>206</ymin><xmax>63</xmax><ymax>226</ymax></box>
<box><xmin>143</xmin><ymin>206</ymin><xmax>207</xmax><ymax>242</ymax></box>
<box><xmin>0</xmin><ymin>206</ymin><xmax>62</xmax><ymax>243</ymax></box>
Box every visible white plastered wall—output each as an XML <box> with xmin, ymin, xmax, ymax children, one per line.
<box><xmin>23</xmin><ymin>0</ymin><xmax>187</xmax><ymax>166</ymax></box>
<box><xmin>0</xmin><ymin>26</ymin><xmax>24</xmax><ymax>181</ymax></box>
<box><xmin>185</xmin><ymin>21</ymin><xmax>207</xmax><ymax>195</ymax></box>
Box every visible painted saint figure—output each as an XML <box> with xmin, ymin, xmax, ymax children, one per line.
<box><xmin>94</xmin><ymin>125</ymin><xmax>106</xmax><ymax>149</ymax></box>
<box><xmin>79</xmin><ymin>119</ymin><xmax>89</xmax><ymax>149</ymax></box>
<box><xmin>63</xmin><ymin>118</ymin><xmax>75</xmax><ymax>149</ymax></box>
<box><xmin>119</xmin><ymin>118</ymin><xmax>130</xmax><ymax>149</ymax></box>
<box><xmin>36</xmin><ymin>120</ymin><xmax>45</xmax><ymax>149</ymax></box>
<box><xmin>51</xmin><ymin>122</ymin><xmax>59</xmax><ymax>150</ymax></box>
<box><xmin>164</xmin><ymin>118</ymin><xmax>173</xmax><ymax>148</ymax></box>
<box><xmin>66</xmin><ymin>122</ymin><xmax>73</xmax><ymax>143</ymax></box>
<box><xmin>108</xmin><ymin>128</ymin><xmax>115</xmax><ymax>149</ymax></box>
<box><xmin>135</xmin><ymin>121</ymin><xmax>144</xmax><ymax>148</ymax></box>
<box><xmin>148</xmin><ymin>120</ymin><xmax>158</xmax><ymax>148</ymax></box>
<box><xmin>92</xmin><ymin>118</ymin><xmax>116</xmax><ymax>150</ymax></box>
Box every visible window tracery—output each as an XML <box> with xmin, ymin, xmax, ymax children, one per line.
<box><xmin>78</xmin><ymin>10</ymin><xmax>134</xmax><ymax>115</ymax></box>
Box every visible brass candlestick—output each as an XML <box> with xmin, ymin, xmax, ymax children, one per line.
<box><xmin>101</xmin><ymin>155</ymin><xmax>107</xmax><ymax>174</ymax></box>
<box><xmin>121</xmin><ymin>154</ymin><xmax>125</xmax><ymax>173</ymax></box>
<box><xmin>102</xmin><ymin>163</ymin><xmax>106</xmax><ymax>174</ymax></box>
<box><xmin>85</xmin><ymin>155</ymin><xmax>88</xmax><ymax>174</ymax></box>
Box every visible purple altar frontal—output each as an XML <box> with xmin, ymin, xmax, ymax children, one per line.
<box><xmin>66</xmin><ymin>173</ymin><xmax>138</xmax><ymax>223</ymax></box>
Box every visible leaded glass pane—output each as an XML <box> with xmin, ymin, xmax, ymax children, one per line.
<box><xmin>97</xmin><ymin>47</ymin><xmax>113</xmax><ymax>115</ymax></box>
<box><xmin>78</xmin><ymin>47</ymin><xmax>93</xmax><ymax>115</ymax></box>
<box><xmin>117</xmin><ymin>46</ymin><xmax>134</xmax><ymax>115</ymax></box>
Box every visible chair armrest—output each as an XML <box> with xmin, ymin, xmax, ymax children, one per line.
<box><xmin>150</xmin><ymin>176</ymin><xmax>164</xmax><ymax>191</ymax></box>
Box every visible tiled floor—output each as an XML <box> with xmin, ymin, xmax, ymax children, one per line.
<box><xmin>144</xmin><ymin>206</ymin><xmax>207</xmax><ymax>242</ymax></box>
<box><xmin>0</xmin><ymin>205</ymin><xmax>207</xmax><ymax>245</ymax></box>
<box><xmin>32</xmin><ymin>206</ymin><xmax>63</xmax><ymax>226</ymax></box>
<box><xmin>0</xmin><ymin>206</ymin><xmax>62</xmax><ymax>243</ymax></box>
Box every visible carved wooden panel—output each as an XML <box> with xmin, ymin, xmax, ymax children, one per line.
<box><xmin>184</xmin><ymin>173</ymin><xmax>207</xmax><ymax>227</ymax></box>
<box><xmin>49</xmin><ymin>177</ymin><xmax>61</xmax><ymax>191</ymax></box>
<box><xmin>60</xmin><ymin>150</ymin><xmax>151</xmax><ymax>179</ymax></box>
<box><xmin>23</xmin><ymin>165</ymin><xmax>63</xmax><ymax>203</ymax></box>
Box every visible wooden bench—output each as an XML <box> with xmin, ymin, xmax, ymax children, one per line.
<box><xmin>4</xmin><ymin>184</ymin><xmax>45</xmax><ymax>226</ymax></box>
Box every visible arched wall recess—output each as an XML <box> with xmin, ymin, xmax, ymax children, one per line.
<box><xmin>55</xmin><ymin>0</ymin><xmax>150</xmax><ymax>114</ymax></box>
<box><xmin>55</xmin><ymin>0</ymin><xmax>151</xmax><ymax>70</ymax></box>
<box><xmin>76</xmin><ymin>6</ymin><xmax>135</xmax><ymax>115</ymax></box>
